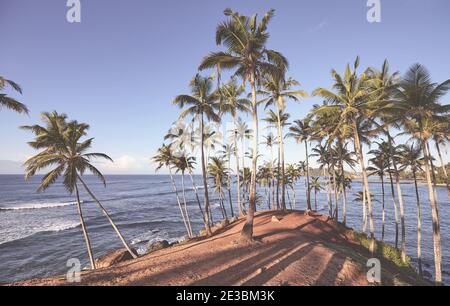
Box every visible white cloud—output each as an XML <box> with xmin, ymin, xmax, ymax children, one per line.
<box><xmin>96</xmin><ymin>155</ymin><xmax>152</xmax><ymax>174</ymax></box>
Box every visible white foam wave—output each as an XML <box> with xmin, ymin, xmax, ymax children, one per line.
<box><xmin>0</xmin><ymin>220</ymin><xmax>80</xmax><ymax>245</ymax></box>
<box><xmin>0</xmin><ymin>201</ymin><xmax>81</xmax><ymax>211</ymax></box>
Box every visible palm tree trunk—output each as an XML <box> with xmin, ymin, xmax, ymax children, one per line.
<box><xmin>326</xmin><ymin>164</ymin><xmax>332</xmax><ymax>216</ymax></box>
<box><xmin>187</xmin><ymin>169</ymin><xmax>207</xmax><ymax>228</ymax></box>
<box><xmin>276</xmin><ymin>147</ymin><xmax>281</xmax><ymax>209</ymax></box>
<box><xmin>227</xmin><ymin>158</ymin><xmax>235</xmax><ymax>218</ymax></box>
<box><xmin>362</xmin><ymin>187</ymin><xmax>367</xmax><ymax>233</ymax></box>
<box><xmin>314</xmin><ymin>189</ymin><xmax>317</xmax><ymax>211</ymax></box>
<box><xmin>305</xmin><ymin>141</ymin><xmax>311</xmax><ymax>211</ymax></box>
<box><xmin>324</xmin><ymin>167</ymin><xmax>331</xmax><ymax>214</ymax></box>
<box><xmin>275</xmin><ymin>100</ymin><xmax>286</xmax><ymax>210</ymax></box>
<box><xmin>181</xmin><ymin>172</ymin><xmax>193</xmax><ymax>238</ymax></box>
<box><xmin>332</xmin><ymin>165</ymin><xmax>338</xmax><ymax>220</ymax></box>
<box><xmin>388</xmin><ymin>169</ymin><xmax>399</xmax><ymax>249</ymax></box>
<box><xmin>167</xmin><ymin>167</ymin><xmax>191</xmax><ymax>236</ymax></box>
<box><xmin>77</xmin><ymin>176</ymin><xmax>137</xmax><ymax>259</ymax></box>
<box><xmin>353</xmin><ymin>125</ymin><xmax>375</xmax><ymax>253</ymax></box>
<box><xmin>412</xmin><ymin>169</ymin><xmax>422</xmax><ymax>276</ymax></box>
<box><xmin>339</xmin><ymin>159</ymin><xmax>347</xmax><ymax>225</ymax></box>
<box><xmin>387</xmin><ymin>134</ymin><xmax>407</xmax><ymax>263</ymax></box>
<box><xmin>200</xmin><ymin>114</ymin><xmax>212</xmax><ymax>236</ymax></box>
<box><xmin>241</xmin><ymin>72</ymin><xmax>258</xmax><ymax>241</ymax></box>
<box><xmin>423</xmin><ymin>139</ymin><xmax>442</xmax><ymax>284</ymax></box>
<box><xmin>74</xmin><ymin>183</ymin><xmax>96</xmax><ymax>269</ymax></box>
<box><xmin>233</xmin><ymin>114</ymin><xmax>243</xmax><ymax>216</ymax></box>
<box><xmin>381</xmin><ymin>175</ymin><xmax>386</xmax><ymax>243</ymax></box>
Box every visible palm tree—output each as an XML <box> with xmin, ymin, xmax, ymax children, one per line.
<box><xmin>263</xmin><ymin>109</ymin><xmax>290</xmax><ymax>209</ymax></box>
<box><xmin>431</xmin><ymin>121</ymin><xmax>450</xmax><ymax>195</ymax></box>
<box><xmin>0</xmin><ymin>76</ymin><xmax>28</xmax><ymax>114</ymax></box>
<box><xmin>257</xmin><ymin>163</ymin><xmax>273</xmax><ymax>210</ymax></box>
<box><xmin>310</xmin><ymin>177</ymin><xmax>323</xmax><ymax>211</ymax></box>
<box><xmin>333</xmin><ymin>142</ymin><xmax>356</xmax><ymax>225</ymax></box>
<box><xmin>173</xmin><ymin>74</ymin><xmax>221</xmax><ymax>236</ymax></box>
<box><xmin>219</xmin><ymin>144</ymin><xmax>236</xmax><ymax>217</ymax></box>
<box><xmin>208</xmin><ymin>157</ymin><xmax>229</xmax><ymax>223</ymax></box>
<box><xmin>313</xmin><ymin>57</ymin><xmax>387</xmax><ymax>253</ymax></box>
<box><xmin>219</xmin><ymin>78</ymin><xmax>251</xmax><ymax>216</ymax></box>
<box><xmin>153</xmin><ymin>144</ymin><xmax>192</xmax><ymax>237</ymax></box>
<box><xmin>199</xmin><ymin>8</ymin><xmax>288</xmax><ymax>241</ymax></box>
<box><xmin>311</xmin><ymin>143</ymin><xmax>333</xmax><ymax>216</ymax></box>
<box><xmin>369</xmin><ymin>140</ymin><xmax>399</xmax><ymax>248</ymax></box>
<box><xmin>235</xmin><ymin>118</ymin><xmax>253</xmax><ymax>205</ymax></box>
<box><xmin>398</xmin><ymin>143</ymin><xmax>424</xmax><ymax>275</ymax></box>
<box><xmin>23</xmin><ymin>112</ymin><xmax>136</xmax><ymax>270</ymax></box>
<box><xmin>164</xmin><ymin>121</ymin><xmax>207</xmax><ymax>229</ymax></box>
<box><xmin>259</xmin><ymin>75</ymin><xmax>308</xmax><ymax>211</ymax></box>
<box><xmin>173</xmin><ymin>153</ymin><xmax>195</xmax><ymax>238</ymax></box>
<box><xmin>262</xmin><ymin>133</ymin><xmax>277</xmax><ymax>209</ymax></box>
<box><xmin>287</xmin><ymin>118</ymin><xmax>313</xmax><ymax>211</ymax></box>
<box><xmin>368</xmin><ymin>154</ymin><xmax>389</xmax><ymax>242</ymax></box>
<box><xmin>285</xmin><ymin>164</ymin><xmax>300</xmax><ymax>209</ymax></box>
<box><xmin>394</xmin><ymin>63</ymin><xmax>450</xmax><ymax>283</ymax></box>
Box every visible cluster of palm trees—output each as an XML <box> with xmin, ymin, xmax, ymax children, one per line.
<box><xmin>154</xmin><ymin>9</ymin><xmax>450</xmax><ymax>284</ymax></box>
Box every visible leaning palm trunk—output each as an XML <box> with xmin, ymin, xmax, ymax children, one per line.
<box><xmin>233</xmin><ymin>115</ymin><xmax>243</xmax><ymax>216</ymax></box>
<box><xmin>423</xmin><ymin>139</ymin><xmax>442</xmax><ymax>284</ymax></box>
<box><xmin>181</xmin><ymin>173</ymin><xmax>194</xmax><ymax>238</ymax></box>
<box><xmin>78</xmin><ymin>176</ymin><xmax>137</xmax><ymax>259</ymax></box>
<box><xmin>166</xmin><ymin>168</ymin><xmax>191</xmax><ymax>236</ymax></box>
<box><xmin>324</xmin><ymin>167</ymin><xmax>331</xmax><ymax>214</ymax></box>
<box><xmin>353</xmin><ymin>124</ymin><xmax>375</xmax><ymax>253</ymax></box>
<box><xmin>200</xmin><ymin>114</ymin><xmax>212</xmax><ymax>235</ymax></box>
<box><xmin>412</xmin><ymin>169</ymin><xmax>422</xmax><ymax>276</ymax></box>
<box><xmin>186</xmin><ymin>168</ymin><xmax>207</xmax><ymax>227</ymax></box>
<box><xmin>435</xmin><ymin>142</ymin><xmax>450</xmax><ymax>196</ymax></box>
<box><xmin>226</xmin><ymin>158</ymin><xmax>235</xmax><ymax>218</ymax></box>
<box><xmin>74</xmin><ymin>183</ymin><xmax>96</xmax><ymax>269</ymax></box>
<box><xmin>339</xmin><ymin>161</ymin><xmax>347</xmax><ymax>225</ymax></box>
<box><xmin>388</xmin><ymin>169</ymin><xmax>399</xmax><ymax>249</ymax></box>
<box><xmin>241</xmin><ymin>72</ymin><xmax>258</xmax><ymax>241</ymax></box>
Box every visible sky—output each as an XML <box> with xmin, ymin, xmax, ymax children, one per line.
<box><xmin>0</xmin><ymin>0</ymin><xmax>449</xmax><ymax>174</ymax></box>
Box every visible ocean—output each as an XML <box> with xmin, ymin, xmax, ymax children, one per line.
<box><xmin>0</xmin><ymin>174</ymin><xmax>449</xmax><ymax>284</ymax></box>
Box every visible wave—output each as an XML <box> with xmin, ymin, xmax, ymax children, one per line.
<box><xmin>0</xmin><ymin>201</ymin><xmax>83</xmax><ymax>212</ymax></box>
<box><xmin>0</xmin><ymin>220</ymin><xmax>80</xmax><ymax>246</ymax></box>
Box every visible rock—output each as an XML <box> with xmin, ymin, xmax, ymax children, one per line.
<box><xmin>95</xmin><ymin>248</ymin><xmax>137</xmax><ymax>269</ymax></box>
<box><xmin>147</xmin><ymin>240</ymin><xmax>170</xmax><ymax>253</ymax></box>
<box><xmin>257</xmin><ymin>267</ymin><xmax>266</xmax><ymax>274</ymax></box>
<box><xmin>198</xmin><ymin>228</ymin><xmax>207</xmax><ymax>236</ymax></box>
<box><xmin>230</xmin><ymin>216</ymin><xmax>238</xmax><ymax>223</ymax></box>
<box><xmin>271</xmin><ymin>216</ymin><xmax>281</xmax><ymax>223</ymax></box>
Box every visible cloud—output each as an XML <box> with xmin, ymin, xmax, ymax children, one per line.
<box><xmin>96</xmin><ymin>155</ymin><xmax>151</xmax><ymax>174</ymax></box>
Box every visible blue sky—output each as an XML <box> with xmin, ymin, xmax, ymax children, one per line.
<box><xmin>0</xmin><ymin>0</ymin><xmax>449</xmax><ymax>174</ymax></box>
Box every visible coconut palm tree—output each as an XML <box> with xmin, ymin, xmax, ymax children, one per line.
<box><xmin>398</xmin><ymin>143</ymin><xmax>424</xmax><ymax>275</ymax></box>
<box><xmin>285</xmin><ymin>164</ymin><xmax>300</xmax><ymax>209</ymax></box>
<box><xmin>208</xmin><ymin>156</ymin><xmax>229</xmax><ymax>223</ymax></box>
<box><xmin>368</xmin><ymin>154</ymin><xmax>389</xmax><ymax>242</ymax></box>
<box><xmin>23</xmin><ymin>112</ymin><xmax>137</xmax><ymax>270</ymax></box>
<box><xmin>311</xmin><ymin>143</ymin><xmax>333</xmax><ymax>216</ymax></box>
<box><xmin>173</xmin><ymin>153</ymin><xmax>196</xmax><ymax>238</ymax></box>
<box><xmin>309</xmin><ymin>177</ymin><xmax>323</xmax><ymax>211</ymax></box>
<box><xmin>152</xmin><ymin>144</ymin><xmax>192</xmax><ymax>237</ymax></box>
<box><xmin>332</xmin><ymin>142</ymin><xmax>356</xmax><ymax>225</ymax></box>
<box><xmin>263</xmin><ymin>109</ymin><xmax>290</xmax><ymax>209</ymax></box>
<box><xmin>0</xmin><ymin>76</ymin><xmax>28</xmax><ymax>114</ymax></box>
<box><xmin>219</xmin><ymin>78</ymin><xmax>251</xmax><ymax>215</ymax></box>
<box><xmin>199</xmin><ymin>8</ymin><xmax>288</xmax><ymax>241</ymax></box>
<box><xmin>259</xmin><ymin>75</ymin><xmax>308</xmax><ymax>211</ymax></box>
<box><xmin>218</xmin><ymin>144</ymin><xmax>236</xmax><ymax>217</ymax></box>
<box><xmin>257</xmin><ymin>163</ymin><xmax>273</xmax><ymax>210</ymax></box>
<box><xmin>369</xmin><ymin>140</ymin><xmax>399</xmax><ymax>248</ymax></box>
<box><xmin>393</xmin><ymin>63</ymin><xmax>450</xmax><ymax>283</ymax></box>
<box><xmin>164</xmin><ymin>121</ymin><xmax>207</xmax><ymax>228</ymax></box>
<box><xmin>262</xmin><ymin>133</ymin><xmax>277</xmax><ymax>209</ymax></box>
<box><xmin>287</xmin><ymin>118</ymin><xmax>313</xmax><ymax>211</ymax></box>
<box><xmin>431</xmin><ymin>121</ymin><xmax>450</xmax><ymax>195</ymax></box>
<box><xmin>312</xmin><ymin>57</ymin><xmax>388</xmax><ymax>252</ymax></box>
<box><xmin>173</xmin><ymin>74</ymin><xmax>221</xmax><ymax>236</ymax></box>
